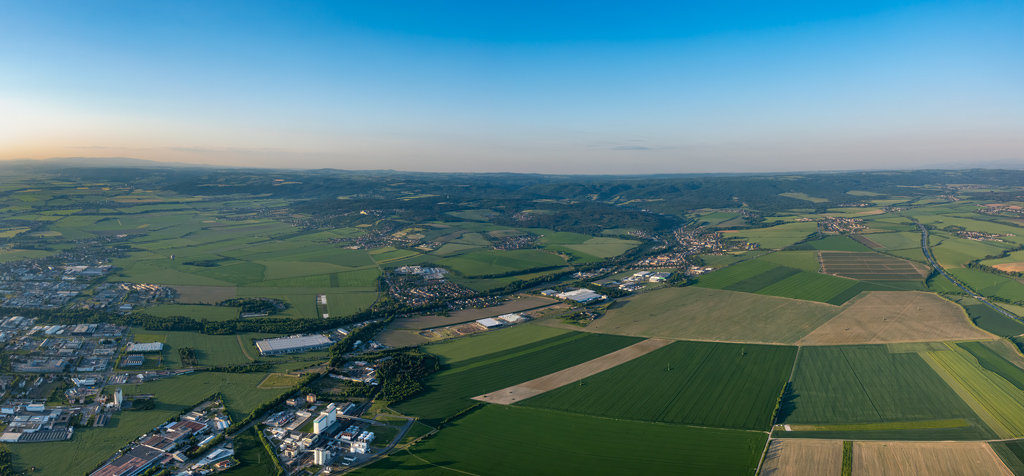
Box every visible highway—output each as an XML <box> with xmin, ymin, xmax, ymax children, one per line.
<box><xmin>914</xmin><ymin>219</ymin><xmax>1023</xmax><ymax>322</ymax></box>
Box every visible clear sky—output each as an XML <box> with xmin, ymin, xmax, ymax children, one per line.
<box><xmin>1</xmin><ymin>1</ymin><xmax>1022</xmax><ymax>173</ymax></box>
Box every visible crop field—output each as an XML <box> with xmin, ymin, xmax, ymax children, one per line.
<box><xmin>789</xmin><ymin>235</ymin><xmax>873</xmax><ymax>252</ymax></box>
<box><xmin>388</xmin><ymin>296</ymin><xmax>557</xmax><ymax>330</ymax></box>
<box><xmin>760</xmin><ymin>439</ymin><xmax>843</xmax><ymax>476</ymax></box>
<box><xmin>755</xmin><ymin>250</ymin><xmax>821</xmax><ymax>271</ymax></box>
<box><xmin>855</xmin><ymin>231</ymin><xmax>922</xmax><ymax>250</ymax></box>
<box><xmin>476</xmin><ymin>338</ymin><xmax>671</xmax><ymax>404</ymax></box>
<box><xmin>819</xmin><ymin>251</ymin><xmax>926</xmax><ymax>280</ymax></box>
<box><xmin>931</xmin><ymin>235</ymin><xmax>1012</xmax><ymax>268</ymax></box>
<box><xmin>395</xmin><ymin>333</ymin><xmax>641</xmax><ymax>423</ymax></box>
<box><xmin>853</xmin><ymin>441</ymin><xmax>1013</xmax><ymax>476</ymax></box>
<box><xmin>796</xmin><ymin>292</ymin><xmax>992</xmax><ymax>345</ymax></box>
<box><xmin>562</xmin><ymin>237</ymin><xmax>639</xmax><ymax>258</ymax></box>
<box><xmin>991</xmin><ymin>440</ymin><xmax>1024</xmax><ymax>476</ymax></box>
<box><xmin>955</xmin><ymin>298</ymin><xmax>1024</xmax><ymax>336</ymax></box>
<box><xmin>756</xmin><ymin>272</ymin><xmax>882</xmax><ymax>305</ymax></box>
<box><xmin>722</xmin><ymin>221</ymin><xmax>818</xmax><ymax>249</ymax></box>
<box><xmin>784</xmin><ymin>345</ymin><xmax>980</xmax><ymax>426</ymax></box>
<box><xmin>155</xmin><ymin>329</ymin><xmax>281</xmax><ymax>367</ymax></box>
<box><xmin>436</xmin><ymin>249</ymin><xmax>566</xmax><ymax>276</ymax></box>
<box><xmin>694</xmin><ymin>258</ymin><xmax>780</xmax><ymax>288</ymax></box>
<box><xmin>520</xmin><ymin>340</ymin><xmax>795</xmax><ymax>430</ymax></box>
<box><xmin>587</xmin><ymin>286</ymin><xmax>841</xmax><ymax>344</ymax></box>
<box><xmin>355</xmin><ymin>406</ymin><xmax>767</xmax><ymax>476</ymax></box>
<box><xmin>926</xmin><ymin>344</ymin><xmax>1024</xmax><ymax>438</ymax></box>
<box><xmin>698</xmin><ymin>250</ymin><xmax>768</xmax><ymax>268</ymax></box>
<box><xmin>422</xmin><ymin>323</ymin><xmax>571</xmax><ymax>365</ymax></box>
<box><xmin>948</xmin><ymin>267</ymin><xmax>1024</xmax><ymax>302</ymax></box>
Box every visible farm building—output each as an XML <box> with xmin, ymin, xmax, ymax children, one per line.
<box><xmin>256</xmin><ymin>334</ymin><xmax>333</xmax><ymax>355</ymax></box>
<box><xmin>127</xmin><ymin>342</ymin><xmax>163</xmax><ymax>353</ymax></box>
<box><xmin>555</xmin><ymin>289</ymin><xmax>606</xmax><ymax>303</ymax></box>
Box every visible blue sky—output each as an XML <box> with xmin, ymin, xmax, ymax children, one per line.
<box><xmin>1</xmin><ymin>1</ymin><xmax>1021</xmax><ymax>173</ymax></box>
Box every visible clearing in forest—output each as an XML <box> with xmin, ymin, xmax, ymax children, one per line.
<box><xmin>760</xmin><ymin>439</ymin><xmax>843</xmax><ymax>476</ymax></box>
<box><xmin>853</xmin><ymin>441</ymin><xmax>1013</xmax><ymax>476</ymax></box>
<box><xmin>797</xmin><ymin>292</ymin><xmax>993</xmax><ymax>345</ymax></box>
<box><xmin>473</xmin><ymin>338</ymin><xmax>672</xmax><ymax>404</ymax></box>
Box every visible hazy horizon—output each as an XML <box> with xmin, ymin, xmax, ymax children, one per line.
<box><xmin>2</xmin><ymin>1</ymin><xmax>1022</xmax><ymax>174</ymax></box>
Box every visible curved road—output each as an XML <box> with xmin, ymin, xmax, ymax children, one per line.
<box><xmin>914</xmin><ymin>220</ymin><xmax>1023</xmax><ymax>322</ymax></box>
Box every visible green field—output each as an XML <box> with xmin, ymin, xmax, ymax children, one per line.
<box><xmin>436</xmin><ymin>249</ymin><xmax>566</xmax><ymax>277</ymax></box>
<box><xmin>931</xmin><ymin>235</ymin><xmax>1011</xmax><ymax>268</ymax></box>
<box><xmin>928</xmin><ymin>344</ymin><xmax>1024</xmax><ymax>437</ymax></box>
<box><xmin>395</xmin><ymin>333</ymin><xmax>642</xmax><ymax>423</ymax></box>
<box><xmin>521</xmin><ymin>340</ymin><xmax>796</xmax><ymax>430</ymax></box>
<box><xmin>789</xmin><ymin>235</ymin><xmax>873</xmax><ymax>252</ymax></box>
<box><xmin>754</xmin><ymin>250</ymin><xmax>821</xmax><ymax>271</ymax></box>
<box><xmin>956</xmin><ymin>299</ymin><xmax>1024</xmax><ymax>337</ymax></box>
<box><xmin>779</xmin><ymin>192</ymin><xmax>828</xmax><ymax>203</ymax></box>
<box><xmin>220</xmin><ymin>427</ymin><xmax>280</xmax><ymax>476</ymax></box>
<box><xmin>586</xmin><ymin>286</ymin><xmax>841</xmax><ymax>344</ymax></box>
<box><xmin>784</xmin><ymin>345</ymin><xmax>980</xmax><ymax>426</ymax></box>
<box><xmin>948</xmin><ymin>267</ymin><xmax>1024</xmax><ymax>302</ymax></box>
<box><xmin>991</xmin><ymin>440</ymin><xmax>1024</xmax><ymax>476</ymax></box>
<box><xmin>722</xmin><ymin>222</ymin><xmax>818</xmax><ymax>249</ymax></box>
<box><xmin>355</xmin><ymin>406</ymin><xmax>767</xmax><ymax>476</ymax></box>
<box><xmin>563</xmin><ymin>237</ymin><xmax>639</xmax><ymax>258</ymax></box>
<box><xmin>861</xmin><ymin>232</ymin><xmax>924</xmax><ymax>250</ymax></box>
<box><xmin>141</xmin><ymin>304</ymin><xmax>240</xmax><ymax>321</ymax></box>
<box><xmin>423</xmin><ymin>324</ymin><xmax>571</xmax><ymax>365</ymax></box>
<box><xmin>695</xmin><ymin>256</ymin><xmax>882</xmax><ymax>305</ymax></box>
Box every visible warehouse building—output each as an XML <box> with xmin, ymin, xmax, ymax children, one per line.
<box><xmin>127</xmin><ymin>342</ymin><xmax>163</xmax><ymax>353</ymax></box>
<box><xmin>255</xmin><ymin>334</ymin><xmax>332</xmax><ymax>355</ymax></box>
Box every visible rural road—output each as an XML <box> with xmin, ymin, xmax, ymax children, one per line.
<box><xmin>913</xmin><ymin>219</ymin><xmax>1023</xmax><ymax>322</ymax></box>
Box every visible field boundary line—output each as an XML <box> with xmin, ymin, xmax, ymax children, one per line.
<box><xmin>404</xmin><ymin>449</ymin><xmax>480</xmax><ymax>475</ymax></box>
<box><xmin>472</xmin><ymin>338</ymin><xmax>673</xmax><ymax>405</ymax></box>
<box><xmin>237</xmin><ymin>335</ymin><xmax>255</xmax><ymax>361</ymax></box>
<box><xmin>920</xmin><ymin>351</ymin><xmax>1012</xmax><ymax>439</ymax></box>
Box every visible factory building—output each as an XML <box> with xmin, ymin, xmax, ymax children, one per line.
<box><xmin>255</xmin><ymin>334</ymin><xmax>332</xmax><ymax>355</ymax></box>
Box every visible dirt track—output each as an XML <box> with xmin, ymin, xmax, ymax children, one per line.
<box><xmin>473</xmin><ymin>338</ymin><xmax>673</xmax><ymax>405</ymax></box>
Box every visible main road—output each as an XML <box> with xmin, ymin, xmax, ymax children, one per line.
<box><xmin>913</xmin><ymin>219</ymin><xmax>1022</xmax><ymax>322</ymax></box>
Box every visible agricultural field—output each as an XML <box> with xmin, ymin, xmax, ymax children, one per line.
<box><xmin>168</xmin><ymin>285</ymin><xmax>237</xmax><ymax>303</ymax></box>
<box><xmin>435</xmin><ymin>249</ymin><xmax>567</xmax><ymax>276</ymax></box>
<box><xmin>561</xmin><ymin>236</ymin><xmax>639</xmax><ymax>258</ymax></box>
<box><xmin>953</xmin><ymin>297</ymin><xmax>1024</xmax><ymax>337</ymax></box>
<box><xmin>789</xmin><ymin>235</ymin><xmax>873</xmax><ymax>252</ymax></box>
<box><xmin>930</xmin><ymin>235</ymin><xmax>1012</xmax><ymax>268</ymax></box>
<box><xmin>783</xmin><ymin>345</ymin><xmax>981</xmax><ymax>428</ymax></box>
<box><xmin>856</xmin><ymin>231</ymin><xmax>926</xmax><ymax>250</ymax></box>
<box><xmin>520</xmin><ymin>340</ymin><xmax>796</xmax><ymax>430</ymax></box>
<box><xmin>925</xmin><ymin>344</ymin><xmax>1024</xmax><ymax>438</ymax></box>
<box><xmin>585</xmin><ymin>286</ymin><xmax>841</xmax><ymax>344</ymax></box>
<box><xmin>947</xmin><ymin>267</ymin><xmax>1024</xmax><ymax>303</ymax></box>
<box><xmin>992</xmin><ymin>440</ymin><xmax>1024</xmax><ymax>476</ymax></box>
<box><xmin>721</xmin><ymin>221</ymin><xmax>818</xmax><ymax>249</ymax></box>
<box><xmin>796</xmin><ymin>292</ymin><xmax>993</xmax><ymax>345</ymax></box>
<box><xmin>694</xmin><ymin>255</ymin><xmax>888</xmax><ymax>305</ymax></box>
<box><xmin>853</xmin><ymin>441</ymin><xmax>1013</xmax><ymax>476</ymax></box>
<box><xmin>422</xmin><ymin>323</ymin><xmax>572</xmax><ymax>365</ymax></box>
<box><xmin>354</xmin><ymin>406</ymin><xmax>767</xmax><ymax>476</ymax></box>
<box><xmin>819</xmin><ymin>251</ymin><xmax>927</xmax><ymax>281</ymax></box>
<box><xmin>760</xmin><ymin>439</ymin><xmax>843</xmax><ymax>476</ymax></box>
<box><xmin>394</xmin><ymin>332</ymin><xmax>641</xmax><ymax>423</ymax></box>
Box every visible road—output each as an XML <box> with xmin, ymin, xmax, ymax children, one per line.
<box><xmin>913</xmin><ymin>219</ymin><xmax>1022</xmax><ymax>322</ymax></box>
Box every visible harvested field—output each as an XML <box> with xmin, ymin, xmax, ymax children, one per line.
<box><xmin>994</xmin><ymin>262</ymin><xmax>1024</xmax><ymax>273</ymax></box>
<box><xmin>473</xmin><ymin>338</ymin><xmax>672</xmax><ymax>404</ymax></box>
<box><xmin>587</xmin><ymin>287</ymin><xmax>841</xmax><ymax>344</ymax></box>
<box><xmin>760</xmin><ymin>439</ymin><xmax>843</xmax><ymax>476</ymax></box>
<box><xmin>375</xmin><ymin>329</ymin><xmax>429</xmax><ymax>347</ymax></box>
<box><xmin>170</xmin><ymin>285</ymin><xmax>236</xmax><ymax>303</ymax></box>
<box><xmin>853</xmin><ymin>441</ymin><xmax>1012</xmax><ymax>476</ymax></box>
<box><xmin>389</xmin><ymin>295</ymin><xmax>557</xmax><ymax>330</ymax></box>
<box><xmin>819</xmin><ymin>251</ymin><xmax>926</xmax><ymax>281</ymax></box>
<box><xmin>797</xmin><ymin>292</ymin><xmax>993</xmax><ymax>345</ymax></box>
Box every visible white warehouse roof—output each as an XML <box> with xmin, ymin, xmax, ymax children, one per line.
<box><xmin>256</xmin><ymin>334</ymin><xmax>332</xmax><ymax>355</ymax></box>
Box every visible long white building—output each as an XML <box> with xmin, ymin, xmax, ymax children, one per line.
<box><xmin>255</xmin><ymin>334</ymin><xmax>332</xmax><ymax>355</ymax></box>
